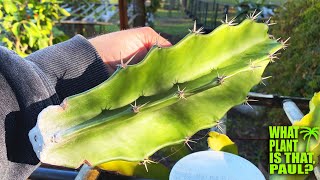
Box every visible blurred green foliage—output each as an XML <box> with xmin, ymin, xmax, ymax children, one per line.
<box><xmin>146</xmin><ymin>0</ymin><xmax>161</xmax><ymax>14</ymax></box>
<box><xmin>264</xmin><ymin>0</ymin><xmax>320</xmax><ymax>98</ymax></box>
<box><xmin>0</xmin><ymin>0</ymin><xmax>70</xmax><ymax>57</ymax></box>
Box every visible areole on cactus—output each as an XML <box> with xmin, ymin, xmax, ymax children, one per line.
<box><xmin>28</xmin><ymin>17</ymin><xmax>285</xmax><ymax>170</ymax></box>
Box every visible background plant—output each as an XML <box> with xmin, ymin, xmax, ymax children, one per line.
<box><xmin>146</xmin><ymin>0</ymin><xmax>161</xmax><ymax>14</ymax></box>
<box><xmin>263</xmin><ymin>0</ymin><xmax>320</xmax><ymax>98</ymax></box>
<box><xmin>0</xmin><ymin>0</ymin><xmax>70</xmax><ymax>57</ymax></box>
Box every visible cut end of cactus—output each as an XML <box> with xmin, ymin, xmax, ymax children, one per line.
<box><xmin>29</xmin><ymin>123</ymin><xmax>43</xmax><ymax>160</ymax></box>
<box><xmin>29</xmin><ymin>105</ymin><xmax>66</xmax><ymax>162</ymax></box>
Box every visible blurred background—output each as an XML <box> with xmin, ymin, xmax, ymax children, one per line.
<box><xmin>1</xmin><ymin>0</ymin><xmax>319</xmax><ymax>179</ymax></box>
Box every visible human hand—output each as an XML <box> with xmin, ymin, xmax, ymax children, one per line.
<box><xmin>89</xmin><ymin>27</ymin><xmax>172</xmax><ymax>74</ymax></box>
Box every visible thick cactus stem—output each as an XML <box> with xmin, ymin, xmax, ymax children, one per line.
<box><xmin>51</xmin><ymin>75</ymin><xmax>229</xmax><ymax>143</ymax></box>
<box><xmin>29</xmin><ymin>19</ymin><xmax>284</xmax><ymax>168</ymax></box>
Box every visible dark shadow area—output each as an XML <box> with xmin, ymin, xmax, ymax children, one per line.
<box><xmin>5</xmin><ymin>95</ymin><xmax>59</xmax><ymax>165</ymax></box>
<box><xmin>5</xmin><ymin>58</ymin><xmax>109</xmax><ymax>165</ymax></box>
<box><xmin>55</xmin><ymin>55</ymin><xmax>109</xmax><ymax>99</ymax></box>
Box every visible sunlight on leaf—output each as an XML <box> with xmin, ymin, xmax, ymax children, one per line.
<box><xmin>208</xmin><ymin>131</ymin><xmax>238</xmax><ymax>155</ymax></box>
<box><xmin>98</xmin><ymin>160</ymin><xmax>169</xmax><ymax>180</ymax></box>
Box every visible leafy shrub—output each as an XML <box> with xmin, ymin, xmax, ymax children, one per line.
<box><xmin>146</xmin><ymin>0</ymin><xmax>161</xmax><ymax>14</ymax></box>
<box><xmin>263</xmin><ymin>0</ymin><xmax>320</xmax><ymax>97</ymax></box>
<box><xmin>0</xmin><ymin>0</ymin><xmax>70</xmax><ymax>57</ymax></box>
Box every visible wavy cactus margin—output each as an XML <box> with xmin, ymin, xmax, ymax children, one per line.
<box><xmin>29</xmin><ymin>18</ymin><xmax>285</xmax><ymax>169</ymax></box>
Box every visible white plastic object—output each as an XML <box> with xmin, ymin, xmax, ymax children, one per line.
<box><xmin>170</xmin><ymin>151</ymin><xmax>265</xmax><ymax>180</ymax></box>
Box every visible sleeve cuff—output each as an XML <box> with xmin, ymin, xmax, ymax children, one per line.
<box><xmin>26</xmin><ymin>35</ymin><xmax>109</xmax><ymax>100</ymax></box>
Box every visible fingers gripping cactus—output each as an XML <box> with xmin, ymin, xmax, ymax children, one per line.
<box><xmin>29</xmin><ymin>19</ymin><xmax>284</xmax><ymax>168</ymax></box>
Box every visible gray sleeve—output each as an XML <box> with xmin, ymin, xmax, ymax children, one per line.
<box><xmin>0</xmin><ymin>35</ymin><xmax>110</xmax><ymax>180</ymax></box>
<box><xmin>0</xmin><ymin>73</ymin><xmax>40</xmax><ymax>180</ymax></box>
<box><xmin>26</xmin><ymin>34</ymin><xmax>109</xmax><ymax>100</ymax></box>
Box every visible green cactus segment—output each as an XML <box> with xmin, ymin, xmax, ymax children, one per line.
<box><xmin>54</xmin><ymin>65</ymin><xmax>257</xmax><ymax>142</ymax></box>
<box><xmin>36</xmin><ymin>19</ymin><xmax>278</xmax><ymax>131</ymax></box>
<box><xmin>29</xmin><ymin>19</ymin><xmax>283</xmax><ymax>168</ymax></box>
